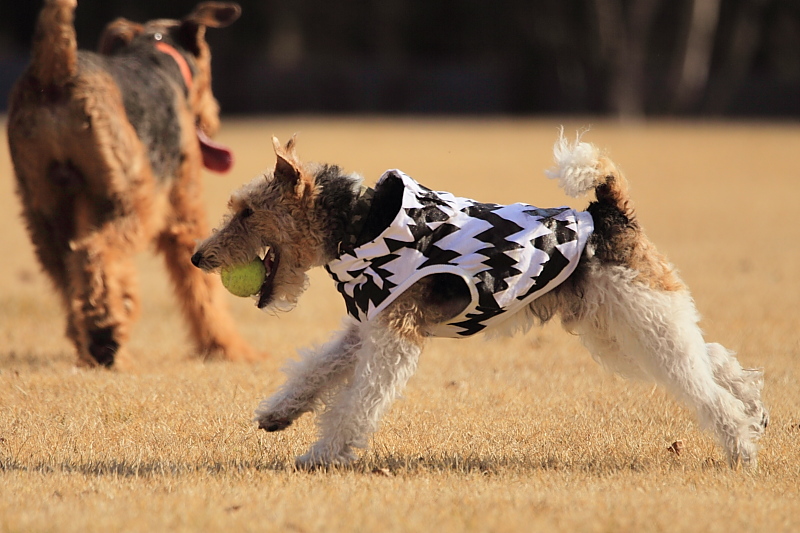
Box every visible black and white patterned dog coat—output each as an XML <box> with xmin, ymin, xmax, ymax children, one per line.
<box><xmin>325</xmin><ymin>170</ymin><xmax>594</xmax><ymax>337</ymax></box>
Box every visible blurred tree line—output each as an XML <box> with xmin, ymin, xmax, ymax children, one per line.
<box><xmin>1</xmin><ymin>0</ymin><xmax>798</xmax><ymax>117</ymax></box>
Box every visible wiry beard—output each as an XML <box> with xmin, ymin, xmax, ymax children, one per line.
<box><xmin>255</xmin><ymin>272</ymin><xmax>310</xmax><ymax>314</ymax></box>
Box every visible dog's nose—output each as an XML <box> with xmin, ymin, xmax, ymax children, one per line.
<box><xmin>190</xmin><ymin>251</ymin><xmax>203</xmax><ymax>267</ymax></box>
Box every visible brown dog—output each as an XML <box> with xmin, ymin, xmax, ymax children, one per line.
<box><xmin>7</xmin><ymin>0</ymin><xmax>258</xmax><ymax>367</ymax></box>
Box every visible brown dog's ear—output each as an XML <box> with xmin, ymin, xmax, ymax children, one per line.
<box><xmin>177</xmin><ymin>2</ymin><xmax>241</xmax><ymax>56</ymax></box>
<box><xmin>98</xmin><ymin>18</ymin><xmax>144</xmax><ymax>54</ymax></box>
<box><xmin>187</xmin><ymin>2</ymin><xmax>242</xmax><ymax>28</ymax></box>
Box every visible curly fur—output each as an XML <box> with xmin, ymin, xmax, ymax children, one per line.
<box><xmin>7</xmin><ymin>0</ymin><xmax>258</xmax><ymax>366</ymax></box>
<box><xmin>193</xmin><ymin>133</ymin><xmax>767</xmax><ymax>469</ymax></box>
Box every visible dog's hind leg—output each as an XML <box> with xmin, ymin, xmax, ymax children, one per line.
<box><xmin>254</xmin><ymin>323</ymin><xmax>362</xmax><ymax>432</ymax></box>
<box><xmin>67</xmin><ymin>213</ymin><xmax>142</xmax><ymax>367</ymax></box>
<box><xmin>296</xmin><ymin>307</ymin><xmax>424</xmax><ymax>468</ymax></box>
<box><xmin>578</xmin><ymin>269</ymin><xmax>765</xmax><ymax>468</ymax></box>
<box><xmin>17</xmin><ymin>203</ymin><xmax>82</xmax><ymax>353</ymax></box>
<box><xmin>12</xmin><ymin>152</ymin><xmax>138</xmax><ymax>366</ymax></box>
<box><xmin>706</xmin><ymin>342</ymin><xmax>768</xmax><ymax>435</ymax></box>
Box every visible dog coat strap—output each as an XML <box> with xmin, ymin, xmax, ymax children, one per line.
<box><xmin>155</xmin><ymin>41</ymin><xmax>193</xmax><ymax>93</ymax></box>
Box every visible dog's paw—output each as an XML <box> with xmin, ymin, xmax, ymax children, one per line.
<box><xmin>746</xmin><ymin>404</ymin><xmax>769</xmax><ymax>438</ymax></box>
<box><xmin>295</xmin><ymin>447</ymin><xmax>357</xmax><ymax>470</ymax></box>
<box><xmin>727</xmin><ymin>438</ymin><xmax>760</xmax><ymax>471</ymax></box>
<box><xmin>256</xmin><ymin>414</ymin><xmax>294</xmax><ymax>432</ymax></box>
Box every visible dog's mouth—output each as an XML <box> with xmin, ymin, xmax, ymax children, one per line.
<box><xmin>197</xmin><ymin>127</ymin><xmax>233</xmax><ymax>173</ymax></box>
<box><xmin>256</xmin><ymin>247</ymin><xmax>279</xmax><ymax>309</ymax></box>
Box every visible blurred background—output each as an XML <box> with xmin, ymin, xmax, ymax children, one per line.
<box><xmin>1</xmin><ymin>0</ymin><xmax>798</xmax><ymax>118</ymax></box>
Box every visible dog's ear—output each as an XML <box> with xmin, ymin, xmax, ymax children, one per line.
<box><xmin>98</xmin><ymin>18</ymin><xmax>144</xmax><ymax>55</ymax></box>
<box><xmin>187</xmin><ymin>2</ymin><xmax>242</xmax><ymax>28</ymax></box>
<box><xmin>271</xmin><ymin>136</ymin><xmax>313</xmax><ymax>196</ymax></box>
<box><xmin>272</xmin><ymin>135</ymin><xmax>301</xmax><ymax>186</ymax></box>
<box><xmin>176</xmin><ymin>2</ymin><xmax>241</xmax><ymax>56</ymax></box>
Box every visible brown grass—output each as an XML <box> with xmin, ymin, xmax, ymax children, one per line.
<box><xmin>1</xmin><ymin>117</ymin><xmax>799</xmax><ymax>532</ymax></box>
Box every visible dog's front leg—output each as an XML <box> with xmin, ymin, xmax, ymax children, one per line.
<box><xmin>296</xmin><ymin>313</ymin><xmax>424</xmax><ymax>468</ymax></box>
<box><xmin>254</xmin><ymin>323</ymin><xmax>362</xmax><ymax>432</ymax></box>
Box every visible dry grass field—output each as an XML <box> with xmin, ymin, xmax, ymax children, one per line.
<box><xmin>1</xmin><ymin>117</ymin><xmax>799</xmax><ymax>532</ymax></box>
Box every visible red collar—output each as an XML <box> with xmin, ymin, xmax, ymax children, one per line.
<box><xmin>155</xmin><ymin>41</ymin><xmax>193</xmax><ymax>92</ymax></box>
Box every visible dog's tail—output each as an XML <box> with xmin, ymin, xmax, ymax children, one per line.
<box><xmin>546</xmin><ymin>129</ymin><xmax>635</xmax><ymax>222</ymax></box>
<box><xmin>547</xmin><ymin>129</ymin><xmax>686</xmax><ymax>292</ymax></box>
<box><xmin>30</xmin><ymin>0</ymin><xmax>79</xmax><ymax>86</ymax></box>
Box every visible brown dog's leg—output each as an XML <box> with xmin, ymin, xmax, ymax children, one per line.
<box><xmin>13</xmin><ymin>142</ymin><xmax>143</xmax><ymax>368</ymax></box>
<box><xmin>66</xmin><ymin>209</ymin><xmax>142</xmax><ymax>368</ymax></box>
<box><xmin>157</xmin><ymin>178</ymin><xmax>261</xmax><ymax>362</ymax></box>
<box><xmin>17</xmin><ymin>203</ymin><xmax>76</xmax><ymax>343</ymax></box>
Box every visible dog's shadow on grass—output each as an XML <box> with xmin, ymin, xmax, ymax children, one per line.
<box><xmin>354</xmin><ymin>452</ymin><xmax>659</xmax><ymax>476</ymax></box>
<box><xmin>259</xmin><ymin>451</ymin><xmax>706</xmax><ymax>476</ymax></box>
<box><xmin>0</xmin><ymin>350</ymin><xmax>69</xmax><ymax>372</ymax></box>
<box><xmin>0</xmin><ymin>453</ymin><xmax>727</xmax><ymax>478</ymax></box>
<box><xmin>0</xmin><ymin>457</ymin><xmax>286</xmax><ymax>478</ymax></box>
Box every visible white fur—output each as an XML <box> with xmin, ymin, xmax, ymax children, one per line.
<box><xmin>297</xmin><ymin>320</ymin><xmax>420</xmax><ymax>467</ymax></box>
<box><xmin>253</xmin><ymin>134</ymin><xmax>767</xmax><ymax>470</ymax></box>
<box><xmin>255</xmin><ymin>319</ymin><xmax>421</xmax><ymax>467</ymax></box>
<box><xmin>546</xmin><ymin>129</ymin><xmax>603</xmax><ymax>197</ymax></box>
<box><xmin>254</xmin><ymin>323</ymin><xmax>362</xmax><ymax>430</ymax></box>
<box><xmin>565</xmin><ymin>263</ymin><xmax>766</xmax><ymax>467</ymax></box>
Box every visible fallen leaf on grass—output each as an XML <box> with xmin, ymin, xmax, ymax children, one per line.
<box><xmin>667</xmin><ymin>440</ymin><xmax>684</xmax><ymax>456</ymax></box>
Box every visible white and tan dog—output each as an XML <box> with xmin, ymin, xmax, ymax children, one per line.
<box><xmin>192</xmin><ymin>133</ymin><xmax>768</xmax><ymax>469</ymax></box>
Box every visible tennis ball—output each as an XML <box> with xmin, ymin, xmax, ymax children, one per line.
<box><xmin>220</xmin><ymin>258</ymin><xmax>267</xmax><ymax>297</ymax></box>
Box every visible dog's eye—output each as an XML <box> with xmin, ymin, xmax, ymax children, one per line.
<box><xmin>240</xmin><ymin>207</ymin><xmax>254</xmax><ymax>219</ymax></box>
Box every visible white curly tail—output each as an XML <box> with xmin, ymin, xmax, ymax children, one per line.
<box><xmin>546</xmin><ymin>129</ymin><xmax>609</xmax><ymax>198</ymax></box>
<box><xmin>546</xmin><ymin>129</ymin><xmax>634</xmax><ymax>221</ymax></box>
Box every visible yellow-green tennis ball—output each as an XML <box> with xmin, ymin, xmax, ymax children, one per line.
<box><xmin>220</xmin><ymin>259</ymin><xmax>267</xmax><ymax>297</ymax></box>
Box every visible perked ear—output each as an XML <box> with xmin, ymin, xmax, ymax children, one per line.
<box><xmin>97</xmin><ymin>18</ymin><xmax>144</xmax><ymax>54</ymax></box>
<box><xmin>271</xmin><ymin>135</ymin><xmax>310</xmax><ymax>194</ymax></box>
<box><xmin>177</xmin><ymin>2</ymin><xmax>241</xmax><ymax>56</ymax></box>
<box><xmin>186</xmin><ymin>2</ymin><xmax>242</xmax><ymax>29</ymax></box>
